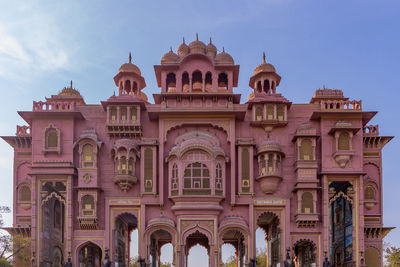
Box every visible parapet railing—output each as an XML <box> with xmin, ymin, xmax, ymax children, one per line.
<box><xmin>363</xmin><ymin>125</ymin><xmax>379</xmax><ymax>135</ymax></box>
<box><xmin>33</xmin><ymin>101</ymin><xmax>76</xmax><ymax>111</ymax></box>
<box><xmin>16</xmin><ymin>125</ymin><xmax>31</xmax><ymax>136</ymax></box>
<box><xmin>320</xmin><ymin>100</ymin><xmax>362</xmax><ymax>110</ymax></box>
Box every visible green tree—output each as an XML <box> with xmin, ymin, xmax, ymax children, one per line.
<box><xmin>0</xmin><ymin>206</ymin><xmax>31</xmax><ymax>266</ymax></box>
<box><xmin>384</xmin><ymin>244</ymin><xmax>400</xmax><ymax>267</ymax></box>
<box><xmin>256</xmin><ymin>247</ymin><xmax>267</xmax><ymax>267</ymax></box>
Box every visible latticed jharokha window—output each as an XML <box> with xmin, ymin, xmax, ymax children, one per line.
<box><xmin>255</xmin><ymin>107</ymin><xmax>263</xmax><ymax>121</ymax></box>
<box><xmin>81</xmin><ymin>195</ymin><xmax>95</xmax><ymax>216</ymax></box>
<box><xmin>300</xmin><ymin>139</ymin><xmax>313</xmax><ymax>160</ymax></box>
<box><xmin>183</xmin><ymin>162</ymin><xmax>211</xmax><ymax>195</ymax></box>
<box><xmin>131</xmin><ymin>107</ymin><xmax>137</xmax><ymax>121</ymax></box>
<box><xmin>301</xmin><ymin>192</ymin><xmax>314</xmax><ymax>213</ymax></box>
<box><xmin>277</xmin><ymin>105</ymin><xmax>285</xmax><ymax>121</ymax></box>
<box><xmin>19</xmin><ymin>186</ymin><xmax>31</xmax><ymax>201</ymax></box>
<box><xmin>110</xmin><ymin>107</ymin><xmax>117</xmax><ymax>121</ymax></box>
<box><xmin>215</xmin><ymin>163</ymin><xmax>223</xmax><ymax>195</ymax></box>
<box><xmin>338</xmin><ymin>132</ymin><xmax>350</xmax><ymax>150</ymax></box>
<box><xmin>267</xmin><ymin>105</ymin><xmax>274</xmax><ymax>120</ymax></box>
<box><xmin>171</xmin><ymin>163</ymin><xmax>178</xmax><ymax>196</ymax></box>
<box><xmin>82</xmin><ymin>144</ymin><xmax>94</xmax><ymax>168</ymax></box>
<box><xmin>241</xmin><ymin>148</ymin><xmax>250</xmax><ymax>192</ymax></box>
<box><xmin>144</xmin><ymin>148</ymin><xmax>153</xmax><ymax>192</ymax></box>
<box><xmin>364</xmin><ymin>186</ymin><xmax>375</xmax><ymax>200</ymax></box>
<box><xmin>120</xmin><ymin>107</ymin><xmax>127</xmax><ymax>121</ymax></box>
<box><xmin>46</xmin><ymin>129</ymin><xmax>58</xmax><ymax>148</ymax></box>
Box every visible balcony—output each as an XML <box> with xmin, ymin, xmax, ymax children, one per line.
<box><xmin>295</xmin><ymin>213</ymin><xmax>319</xmax><ymax>228</ymax></box>
<box><xmin>78</xmin><ymin>216</ymin><xmax>98</xmax><ymax>230</ymax></box>
<box><xmin>256</xmin><ymin>170</ymin><xmax>282</xmax><ymax>194</ymax></box>
<box><xmin>113</xmin><ymin>172</ymin><xmax>138</xmax><ymax>192</ymax></box>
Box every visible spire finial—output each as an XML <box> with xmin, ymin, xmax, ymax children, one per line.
<box><xmin>70</xmin><ymin>80</ymin><xmax>73</xmax><ymax>89</ymax></box>
<box><xmin>129</xmin><ymin>52</ymin><xmax>132</xmax><ymax>64</ymax></box>
<box><xmin>222</xmin><ymin>47</ymin><xmax>225</xmax><ymax>53</ymax></box>
<box><xmin>263</xmin><ymin>52</ymin><xmax>266</xmax><ymax>64</ymax></box>
<box><xmin>170</xmin><ymin>46</ymin><xmax>173</xmax><ymax>52</ymax></box>
<box><xmin>209</xmin><ymin>37</ymin><xmax>212</xmax><ymax>44</ymax></box>
<box><xmin>196</xmin><ymin>33</ymin><xmax>199</xmax><ymax>41</ymax></box>
<box><xmin>183</xmin><ymin>37</ymin><xmax>185</xmax><ymax>44</ymax></box>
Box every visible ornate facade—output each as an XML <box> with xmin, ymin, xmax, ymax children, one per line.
<box><xmin>2</xmin><ymin>36</ymin><xmax>393</xmax><ymax>267</ymax></box>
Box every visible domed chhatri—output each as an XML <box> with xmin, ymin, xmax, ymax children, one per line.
<box><xmin>215</xmin><ymin>47</ymin><xmax>234</xmax><ymax>65</ymax></box>
<box><xmin>253</xmin><ymin>52</ymin><xmax>276</xmax><ymax>75</ymax></box>
<box><xmin>161</xmin><ymin>47</ymin><xmax>180</xmax><ymax>65</ymax></box>
<box><xmin>118</xmin><ymin>52</ymin><xmax>141</xmax><ymax>76</ymax></box>
<box><xmin>4</xmin><ymin>36</ymin><xmax>392</xmax><ymax>267</ymax></box>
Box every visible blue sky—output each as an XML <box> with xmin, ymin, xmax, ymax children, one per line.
<box><xmin>0</xmin><ymin>0</ymin><xmax>399</xmax><ymax>265</ymax></box>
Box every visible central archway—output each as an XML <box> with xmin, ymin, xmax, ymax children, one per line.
<box><xmin>185</xmin><ymin>230</ymin><xmax>210</xmax><ymax>267</ymax></box>
<box><xmin>256</xmin><ymin>212</ymin><xmax>281</xmax><ymax>266</ymax></box>
<box><xmin>78</xmin><ymin>242</ymin><xmax>102</xmax><ymax>267</ymax></box>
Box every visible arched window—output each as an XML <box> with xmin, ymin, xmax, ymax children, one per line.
<box><xmin>144</xmin><ymin>148</ymin><xmax>153</xmax><ymax>192</ymax></box>
<box><xmin>19</xmin><ymin>185</ymin><xmax>31</xmax><ymax>201</ymax></box>
<box><xmin>124</xmin><ymin>80</ymin><xmax>131</xmax><ymax>94</ymax></box>
<box><xmin>300</xmin><ymin>139</ymin><xmax>313</xmax><ymax>160</ymax></box>
<box><xmin>215</xmin><ymin>163</ymin><xmax>223</xmax><ymax>194</ymax></box>
<box><xmin>277</xmin><ymin>106</ymin><xmax>285</xmax><ymax>121</ymax></box>
<box><xmin>364</xmin><ymin>186</ymin><xmax>375</xmax><ymax>200</ymax></box>
<box><xmin>81</xmin><ymin>195</ymin><xmax>95</xmax><ymax>216</ymax></box>
<box><xmin>131</xmin><ymin>107</ymin><xmax>137</xmax><ymax>121</ymax></box>
<box><xmin>218</xmin><ymin>73</ymin><xmax>228</xmax><ymax>90</ymax></box>
<box><xmin>82</xmin><ymin>144</ymin><xmax>94</xmax><ymax>168</ymax></box>
<box><xmin>260</xmin><ymin>155</ymin><xmax>266</xmax><ymax>175</ymax></box>
<box><xmin>267</xmin><ymin>105</ymin><xmax>274</xmax><ymax>120</ymax></box>
<box><xmin>263</xmin><ymin>79</ymin><xmax>270</xmax><ymax>94</ymax></box>
<box><xmin>338</xmin><ymin>132</ymin><xmax>350</xmax><ymax>150</ymax></box>
<box><xmin>182</xmin><ymin>72</ymin><xmax>189</xmax><ymax>92</ymax></box>
<box><xmin>132</xmin><ymin>82</ymin><xmax>138</xmax><ymax>95</ymax></box>
<box><xmin>120</xmin><ymin>156</ymin><xmax>127</xmax><ymax>174</ymax></box>
<box><xmin>257</xmin><ymin>81</ymin><xmax>262</xmax><ymax>93</ymax></box>
<box><xmin>275</xmin><ymin>154</ymin><xmax>281</xmax><ymax>172</ymax></box>
<box><xmin>128</xmin><ymin>158</ymin><xmax>134</xmax><ymax>175</ymax></box>
<box><xmin>205</xmin><ymin>72</ymin><xmax>212</xmax><ymax>92</ymax></box>
<box><xmin>171</xmin><ymin>163</ymin><xmax>178</xmax><ymax>195</ymax></box>
<box><xmin>183</xmin><ymin>162</ymin><xmax>210</xmax><ymax>195</ymax></box>
<box><xmin>301</xmin><ymin>192</ymin><xmax>314</xmax><ymax>213</ymax></box>
<box><xmin>255</xmin><ymin>106</ymin><xmax>263</xmax><ymax>121</ymax></box>
<box><xmin>54</xmin><ymin>200</ymin><xmax>61</xmax><ymax>228</ymax></box>
<box><xmin>46</xmin><ymin>129</ymin><xmax>58</xmax><ymax>148</ymax></box>
<box><xmin>166</xmin><ymin>73</ymin><xmax>176</xmax><ymax>92</ymax></box>
<box><xmin>192</xmin><ymin>71</ymin><xmax>202</xmax><ymax>92</ymax></box>
<box><xmin>268</xmin><ymin>154</ymin><xmax>274</xmax><ymax>172</ymax></box>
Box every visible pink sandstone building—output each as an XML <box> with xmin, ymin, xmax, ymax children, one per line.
<box><xmin>1</xmin><ymin>36</ymin><xmax>394</xmax><ymax>267</ymax></box>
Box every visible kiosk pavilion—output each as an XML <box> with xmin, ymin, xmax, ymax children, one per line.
<box><xmin>2</xmin><ymin>36</ymin><xmax>393</xmax><ymax>267</ymax></box>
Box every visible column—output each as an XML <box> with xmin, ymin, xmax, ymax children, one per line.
<box><xmin>189</xmin><ymin>78</ymin><xmax>193</xmax><ymax>92</ymax></box>
<box><xmin>127</xmin><ymin>107</ymin><xmax>131</xmax><ymax>124</ymax></box>
<box><xmin>202</xmin><ymin>78</ymin><xmax>205</xmax><ymax>92</ymax></box>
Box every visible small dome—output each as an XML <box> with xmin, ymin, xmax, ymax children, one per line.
<box><xmin>58</xmin><ymin>81</ymin><xmax>81</xmax><ymax>96</ymax></box>
<box><xmin>253</xmin><ymin>52</ymin><xmax>276</xmax><ymax>75</ymax></box>
<box><xmin>248</xmin><ymin>92</ymin><xmax>255</xmax><ymax>101</ymax></box>
<box><xmin>140</xmin><ymin>91</ymin><xmax>148</xmax><ymax>102</ymax></box>
<box><xmin>189</xmin><ymin>33</ymin><xmax>206</xmax><ymax>54</ymax></box>
<box><xmin>257</xmin><ymin>139</ymin><xmax>283</xmax><ymax>154</ymax></box>
<box><xmin>177</xmin><ymin>38</ymin><xmax>189</xmax><ymax>56</ymax></box>
<box><xmin>206</xmin><ymin>38</ymin><xmax>217</xmax><ymax>56</ymax></box>
<box><xmin>215</xmin><ymin>48</ymin><xmax>234</xmax><ymax>65</ymax></box>
<box><xmin>161</xmin><ymin>48</ymin><xmax>179</xmax><ymax>65</ymax></box>
<box><xmin>119</xmin><ymin>53</ymin><xmax>141</xmax><ymax>76</ymax></box>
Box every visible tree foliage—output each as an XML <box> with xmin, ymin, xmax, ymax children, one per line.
<box><xmin>129</xmin><ymin>256</ymin><xmax>172</xmax><ymax>267</ymax></box>
<box><xmin>220</xmin><ymin>247</ymin><xmax>267</xmax><ymax>267</ymax></box>
<box><xmin>0</xmin><ymin>206</ymin><xmax>31</xmax><ymax>265</ymax></box>
<box><xmin>384</xmin><ymin>243</ymin><xmax>400</xmax><ymax>267</ymax></box>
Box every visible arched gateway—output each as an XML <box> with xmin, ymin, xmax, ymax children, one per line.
<box><xmin>3</xmin><ymin>36</ymin><xmax>393</xmax><ymax>267</ymax></box>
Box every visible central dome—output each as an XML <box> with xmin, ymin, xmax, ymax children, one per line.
<box><xmin>189</xmin><ymin>33</ymin><xmax>206</xmax><ymax>54</ymax></box>
<box><xmin>215</xmin><ymin>47</ymin><xmax>234</xmax><ymax>65</ymax></box>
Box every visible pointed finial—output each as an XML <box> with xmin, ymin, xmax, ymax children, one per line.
<box><xmin>183</xmin><ymin>37</ymin><xmax>186</xmax><ymax>44</ymax></box>
<box><xmin>70</xmin><ymin>80</ymin><xmax>73</xmax><ymax>89</ymax></box>
<box><xmin>222</xmin><ymin>47</ymin><xmax>225</xmax><ymax>53</ymax></box>
<box><xmin>323</xmin><ymin>84</ymin><xmax>326</xmax><ymax>89</ymax></box>
<box><xmin>196</xmin><ymin>33</ymin><xmax>199</xmax><ymax>41</ymax></box>
<box><xmin>263</xmin><ymin>52</ymin><xmax>266</xmax><ymax>64</ymax></box>
<box><xmin>129</xmin><ymin>52</ymin><xmax>132</xmax><ymax>63</ymax></box>
<box><xmin>170</xmin><ymin>46</ymin><xmax>173</xmax><ymax>52</ymax></box>
<box><xmin>209</xmin><ymin>37</ymin><xmax>212</xmax><ymax>44</ymax></box>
